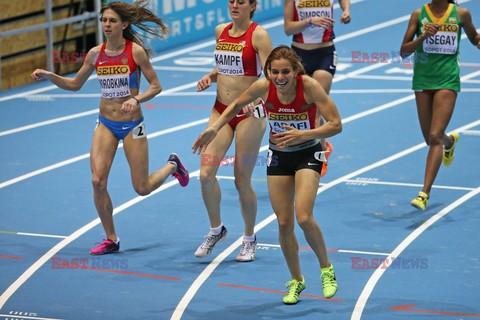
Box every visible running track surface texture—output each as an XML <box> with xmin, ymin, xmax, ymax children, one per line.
<box><xmin>0</xmin><ymin>0</ymin><xmax>479</xmax><ymax>319</ymax></box>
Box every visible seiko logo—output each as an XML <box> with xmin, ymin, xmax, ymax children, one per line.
<box><xmin>215</xmin><ymin>42</ymin><xmax>244</xmax><ymax>52</ymax></box>
<box><xmin>297</xmin><ymin>0</ymin><xmax>331</xmax><ymax>8</ymax></box>
<box><xmin>279</xmin><ymin>108</ymin><xmax>295</xmax><ymax>112</ymax></box>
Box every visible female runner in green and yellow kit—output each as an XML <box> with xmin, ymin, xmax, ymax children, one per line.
<box><xmin>400</xmin><ymin>0</ymin><xmax>479</xmax><ymax>210</ymax></box>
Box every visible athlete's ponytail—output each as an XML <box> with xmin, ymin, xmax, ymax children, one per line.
<box><xmin>249</xmin><ymin>0</ymin><xmax>257</xmax><ymax>19</ymax></box>
<box><xmin>100</xmin><ymin>0</ymin><xmax>169</xmax><ymax>55</ymax></box>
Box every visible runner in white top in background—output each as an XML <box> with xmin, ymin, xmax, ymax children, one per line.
<box><xmin>284</xmin><ymin>0</ymin><xmax>351</xmax><ymax>177</ymax></box>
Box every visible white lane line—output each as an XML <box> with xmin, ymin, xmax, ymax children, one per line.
<box><xmin>18</xmin><ymin>26</ymin><xmax>479</xmax><ymax>105</ymax></box>
<box><xmin>0</xmin><ymin>89</ymin><xmax>416</xmax><ymax>310</ymax></box>
<box><xmin>338</xmin><ymin>249</ymin><xmax>390</xmax><ymax>256</ymax></box>
<box><xmin>7</xmin><ymin>8</ymin><xmax>473</xmax><ymax>138</ymax></box>
<box><xmin>0</xmin><ymin>3</ymin><xmax>315</xmax><ymax>104</ymax></box>
<box><xmin>0</xmin><ymin>110</ymin><xmax>99</xmax><ymax>137</ymax></box>
<box><xmin>0</xmin><ymin>175</ymin><xmax>190</xmax><ymax>309</ymax></box>
<box><xmin>0</xmin><ymin>85</ymin><xmax>59</xmax><ymax>103</ymax></box>
<box><xmin>171</xmin><ymin>214</ymin><xmax>277</xmax><ymax>320</ymax></box>
<box><xmin>330</xmin><ymin>88</ymin><xmax>480</xmax><ymax>94</ymax></box>
<box><xmin>345</xmin><ymin>179</ymin><xmax>476</xmax><ymax>191</ymax></box>
<box><xmin>0</xmin><ymin>1</ymin><xmax>392</xmax><ymax>137</ymax></box>
<box><xmin>257</xmin><ymin>244</ymin><xmax>391</xmax><ymax>256</ymax></box>
<box><xmin>343</xmin><ymin>94</ymin><xmax>415</xmax><ymax>122</ymax></box>
<box><xmin>350</xmin><ymin>187</ymin><xmax>480</xmax><ymax>320</ymax></box>
<box><xmin>0</xmin><ymin>45</ymin><xmax>414</xmax><ymax>188</ymax></box>
<box><xmin>335</xmin><ymin>15</ymin><xmax>410</xmax><ymax>43</ymax></box>
<box><xmin>463</xmin><ymin>129</ymin><xmax>480</xmax><ymax>136</ymax></box>
<box><xmin>0</xmin><ymin>153</ymin><xmax>91</xmax><ymax>189</ymax></box>
<box><xmin>15</xmin><ymin>92</ymin><xmax>218</xmax><ymax>99</ymax></box>
<box><xmin>0</xmin><ymin>118</ymin><xmax>208</xmax><ymax>189</ymax></box>
<box><xmin>33</xmin><ymin>88</ymin><xmax>480</xmax><ymax>98</ymax></box>
<box><xmin>0</xmin><ymin>231</ymin><xmax>67</xmax><ymax>239</ymax></box>
<box><xmin>0</xmin><ymin>1</ymin><xmax>473</xmax><ymax>310</ymax></box>
<box><xmin>461</xmin><ymin>69</ymin><xmax>480</xmax><ymax>81</ymax></box>
<box><xmin>170</xmin><ymin>119</ymin><xmax>480</xmax><ymax>319</ymax></box>
<box><xmin>16</xmin><ymin>232</ymin><xmax>67</xmax><ymax>239</ymax></box>
<box><xmin>346</xmin><ymin>75</ymin><xmax>411</xmax><ymax>81</ymax></box>
<box><xmin>153</xmin><ymin>66</ymin><xmax>213</xmax><ymax>72</ymax></box>
<box><xmin>217</xmin><ymin>174</ymin><xmax>476</xmax><ymax>191</ymax></box>
<box><xmin>0</xmin><ymin>157</ymin><xmax>239</xmax><ymax>309</ymax></box>
<box><xmin>334</xmin><ymin>0</ymin><xmax>471</xmax><ymax>43</ymax></box>
<box><xmin>0</xmin><ymin>314</ymin><xmax>64</xmax><ymax>320</ymax></box>
<box><xmin>344</xmin><ymin>74</ymin><xmax>480</xmax><ymax>83</ymax></box>
<box><xmin>0</xmin><ymin>82</ymin><xmax>198</xmax><ymax>137</ymax></box>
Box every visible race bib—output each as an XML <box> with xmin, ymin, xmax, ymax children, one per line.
<box><xmin>97</xmin><ymin>65</ymin><xmax>131</xmax><ymax>98</ymax></box>
<box><xmin>215</xmin><ymin>42</ymin><xmax>245</xmax><ymax>76</ymax></box>
<box><xmin>268</xmin><ymin>112</ymin><xmax>311</xmax><ymax>133</ymax></box>
<box><xmin>423</xmin><ymin>23</ymin><xmax>458</xmax><ymax>55</ymax></box>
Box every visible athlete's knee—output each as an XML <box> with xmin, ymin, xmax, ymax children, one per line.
<box><xmin>233</xmin><ymin>174</ymin><xmax>252</xmax><ymax>193</ymax></box>
<box><xmin>296</xmin><ymin>213</ymin><xmax>314</xmax><ymax>230</ymax></box>
<box><xmin>133</xmin><ymin>182</ymin><xmax>151</xmax><ymax>196</ymax></box>
<box><xmin>91</xmin><ymin>175</ymin><xmax>107</xmax><ymax>190</ymax></box>
<box><xmin>199</xmin><ymin>170</ymin><xmax>216</xmax><ymax>186</ymax></box>
<box><xmin>428</xmin><ymin>131</ymin><xmax>444</xmax><ymax>146</ymax></box>
<box><xmin>277</xmin><ymin>217</ymin><xmax>294</xmax><ymax>234</ymax></box>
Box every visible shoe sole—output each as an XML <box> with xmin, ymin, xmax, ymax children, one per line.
<box><xmin>323</xmin><ymin>287</ymin><xmax>338</xmax><ymax>299</ymax></box>
<box><xmin>90</xmin><ymin>249</ymin><xmax>119</xmax><ymax>255</ymax></box>
<box><xmin>410</xmin><ymin>202</ymin><xmax>426</xmax><ymax>211</ymax></box>
<box><xmin>194</xmin><ymin>231</ymin><xmax>228</xmax><ymax>258</ymax></box>
<box><xmin>443</xmin><ymin>132</ymin><xmax>459</xmax><ymax>166</ymax></box>
<box><xmin>235</xmin><ymin>256</ymin><xmax>255</xmax><ymax>262</ymax></box>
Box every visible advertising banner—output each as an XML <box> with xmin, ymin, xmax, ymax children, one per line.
<box><xmin>116</xmin><ymin>0</ymin><xmax>283</xmax><ymax>51</ymax></box>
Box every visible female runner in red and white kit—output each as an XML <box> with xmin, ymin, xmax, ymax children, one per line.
<box><xmin>284</xmin><ymin>0</ymin><xmax>351</xmax><ymax>176</ymax></box>
<box><xmin>32</xmin><ymin>0</ymin><xmax>189</xmax><ymax>255</ymax></box>
<box><xmin>193</xmin><ymin>45</ymin><xmax>342</xmax><ymax>304</ymax></box>
<box><xmin>194</xmin><ymin>0</ymin><xmax>273</xmax><ymax>262</ymax></box>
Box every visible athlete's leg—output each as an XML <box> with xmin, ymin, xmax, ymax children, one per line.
<box><xmin>199</xmin><ymin>108</ymin><xmax>235</xmax><ymax>228</ymax></box>
<box><xmin>233</xmin><ymin>116</ymin><xmax>267</xmax><ymax>236</ymax></box>
<box><xmin>90</xmin><ymin>124</ymin><xmax>120</xmax><ymax>241</ymax></box>
<box><xmin>123</xmin><ymin>128</ymin><xmax>176</xmax><ymax>196</ymax></box>
<box><xmin>268</xmin><ymin>175</ymin><xmax>301</xmax><ymax>280</ymax></box>
<box><xmin>312</xmin><ymin>70</ymin><xmax>333</xmax><ymax>129</ymax></box>
<box><xmin>312</xmin><ymin>69</ymin><xmax>333</xmax><ymax>95</ymax></box>
<box><xmin>312</xmin><ymin>70</ymin><xmax>334</xmax><ymax>176</ymax></box>
<box><xmin>294</xmin><ymin>169</ymin><xmax>331</xmax><ymax>268</ymax></box>
<box><xmin>415</xmin><ymin>91</ymin><xmax>434</xmax><ymax>145</ymax></box>
<box><xmin>419</xmin><ymin>89</ymin><xmax>457</xmax><ymax>195</ymax></box>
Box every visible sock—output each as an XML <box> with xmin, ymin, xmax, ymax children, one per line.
<box><xmin>210</xmin><ymin>224</ymin><xmax>224</xmax><ymax>236</ymax></box>
<box><xmin>243</xmin><ymin>234</ymin><xmax>255</xmax><ymax>242</ymax></box>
